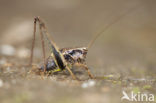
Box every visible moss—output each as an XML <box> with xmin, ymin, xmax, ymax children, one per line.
<box><xmin>143</xmin><ymin>85</ymin><xmax>152</xmax><ymax>90</ymax></box>
<box><xmin>132</xmin><ymin>87</ymin><xmax>140</xmax><ymax>93</ymax></box>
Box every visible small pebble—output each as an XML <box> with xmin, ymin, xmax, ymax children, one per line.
<box><xmin>81</xmin><ymin>82</ymin><xmax>88</xmax><ymax>88</ymax></box>
<box><xmin>0</xmin><ymin>45</ymin><xmax>16</xmax><ymax>56</ymax></box>
<box><xmin>17</xmin><ymin>48</ymin><xmax>30</xmax><ymax>58</ymax></box>
<box><xmin>88</xmin><ymin>80</ymin><xmax>96</xmax><ymax>87</ymax></box>
<box><xmin>81</xmin><ymin>80</ymin><xmax>96</xmax><ymax>88</ymax></box>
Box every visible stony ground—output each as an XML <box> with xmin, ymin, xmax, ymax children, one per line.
<box><xmin>0</xmin><ymin>51</ymin><xmax>156</xmax><ymax>103</ymax></box>
<box><xmin>0</xmin><ymin>0</ymin><xmax>156</xmax><ymax>103</ymax></box>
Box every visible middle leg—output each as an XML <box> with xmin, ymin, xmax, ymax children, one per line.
<box><xmin>74</xmin><ymin>63</ymin><xmax>94</xmax><ymax>79</ymax></box>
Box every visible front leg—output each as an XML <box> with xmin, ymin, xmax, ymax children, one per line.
<box><xmin>74</xmin><ymin>63</ymin><xmax>94</xmax><ymax>79</ymax></box>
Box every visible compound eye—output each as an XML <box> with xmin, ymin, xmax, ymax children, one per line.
<box><xmin>83</xmin><ymin>47</ymin><xmax>87</xmax><ymax>51</ymax></box>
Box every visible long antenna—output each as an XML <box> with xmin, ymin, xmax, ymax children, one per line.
<box><xmin>87</xmin><ymin>5</ymin><xmax>140</xmax><ymax>49</ymax></box>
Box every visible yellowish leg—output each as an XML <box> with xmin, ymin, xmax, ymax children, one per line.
<box><xmin>50</xmin><ymin>54</ymin><xmax>77</xmax><ymax>80</ymax></box>
<box><xmin>74</xmin><ymin>63</ymin><xmax>94</xmax><ymax>79</ymax></box>
<box><xmin>66</xmin><ymin>66</ymin><xmax>77</xmax><ymax>80</ymax></box>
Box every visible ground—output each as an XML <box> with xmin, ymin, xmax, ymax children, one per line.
<box><xmin>0</xmin><ymin>52</ymin><xmax>156</xmax><ymax>103</ymax></box>
<box><xmin>0</xmin><ymin>0</ymin><xmax>156</xmax><ymax>103</ymax></box>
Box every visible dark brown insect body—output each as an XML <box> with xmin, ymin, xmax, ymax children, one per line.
<box><xmin>30</xmin><ymin>7</ymin><xmax>138</xmax><ymax>79</ymax></box>
<box><xmin>29</xmin><ymin>17</ymin><xmax>94</xmax><ymax>80</ymax></box>
<box><xmin>40</xmin><ymin>47</ymin><xmax>88</xmax><ymax>72</ymax></box>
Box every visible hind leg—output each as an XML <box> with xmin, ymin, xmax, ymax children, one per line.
<box><xmin>29</xmin><ymin>18</ymin><xmax>37</xmax><ymax>66</ymax></box>
<box><xmin>74</xmin><ymin>63</ymin><xmax>94</xmax><ymax>79</ymax></box>
<box><xmin>35</xmin><ymin>17</ymin><xmax>77</xmax><ymax>80</ymax></box>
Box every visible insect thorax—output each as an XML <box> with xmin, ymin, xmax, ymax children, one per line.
<box><xmin>40</xmin><ymin>47</ymin><xmax>88</xmax><ymax>72</ymax></box>
<box><xmin>60</xmin><ymin>47</ymin><xmax>88</xmax><ymax>64</ymax></box>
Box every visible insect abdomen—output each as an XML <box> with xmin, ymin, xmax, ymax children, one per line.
<box><xmin>40</xmin><ymin>56</ymin><xmax>57</xmax><ymax>71</ymax></box>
